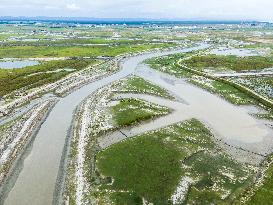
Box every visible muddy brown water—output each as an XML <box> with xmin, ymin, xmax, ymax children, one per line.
<box><xmin>100</xmin><ymin>89</ymin><xmax>272</xmax><ymax>163</ymax></box>
<box><xmin>2</xmin><ymin>45</ymin><xmax>206</xmax><ymax>205</ymax></box>
<box><xmin>135</xmin><ymin>64</ymin><xmax>272</xmax><ymax>149</ymax></box>
<box><xmin>99</xmin><ymin>65</ymin><xmax>273</xmax><ymax>164</ymax></box>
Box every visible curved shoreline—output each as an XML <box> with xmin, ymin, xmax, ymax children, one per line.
<box><xmin>61</xmin><ymin>48</ymin><xmax>272</xmax><ymax>204</ymax></box>
<box><xmin>0</xmin><ymin>99</ymin><xmax>58</xmax><ymax>205</ymax></box>
<box><xmin>2</xmin><ymin>45</ymin><xmax>201</xmax><ymax>205</ymax></box>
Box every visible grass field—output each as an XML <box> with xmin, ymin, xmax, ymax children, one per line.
<box><xmin>145</xmin><ymin>53</ymin><xmax>193</xmax><ymax>78</ymax></box>
<box><xmin>0</xmin><ymin>59</ymin><xmax>96</xmax><ymax>96</ymax></box>
<box><xmin>246</xmin><ymin>165</ymin><xmax>273</xmax><ymax>205</ymax></box>
<box><xmin>110</xmin><ymin>98</ymin><xmax>170</xmax><ymax>127</ymax></box>
<box><xmin>0</xmin><ymin>34</ymin><xmax>10</xmax><ymax>41</ymax></box>
<box><xmin>246</xmin><ymin>160</ymin><xmax>273</xmax><ymax>205</ymax></box>
<box><xmin>117</xmin><ymin>76</ymin><xmax>173</xmax><ymax>99</ymax></box>
<box><xmin>97</xmin><ymin>134</ymin><xmax>182</xmax><ymax>204</ymax></box>
<box><xmin>0</xmin><ymin>43</ymin><xmax>175</xmax><ymax>58</ymax></box>
<box><xmin>183</xmin><ymin>54</ymin><xmax>273</xmax><ymax>72</ymax></box>
<box><xmin>190</xmin><ymin>76</ymin><xmax>256</xmax><ymax>105</ymax></box>
<box><xmin>95</xmin><ymin>119</ymin><xmax>255</xmax><ymax>204</ymax></box>
<box><xmin>230</xmin><ymin>76</ymin><xmax>273</xmax><ymax>100</ymax></box>
<box><xmin>1</xmin><ymin>38</ymin><xmax>149</xmax><ymax>46</ymax></box>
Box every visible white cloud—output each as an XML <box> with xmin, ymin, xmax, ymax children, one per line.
<box><xmin>0</xmin><ymin>0</ymin><xmax>272</xmax><ymax>21</ymax></box>
<box><xmin>66</xmin><ymin>3</ymin><xmax>80</xmax><ymax>11</ymax></box>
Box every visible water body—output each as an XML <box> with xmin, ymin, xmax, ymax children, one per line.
<box><xmin>0</xmin><ymin>94</ymin><xmax>57</xmax><ymax>126</ymax></box>
<box><xmin>2</xmin><ymin>45</ymin><xmax>205</xmax><ymax>205</ymax></box>
<box><xmin>209</xmin><ymin>47</ymin><xmax>260</xmax><ymax>57</ymax></box>
<box><xmin>3</xmin><ymin>44</ymin><xmax>272</xmax><ymax>204</ymax></box>
<box><xmin>135</xmin><ymin>65</ymin><xmax>271</xmax><ymax>151</ymax></box>
<box><xmin>100</xmin><ymin>73</ymin><xmax>272</xmax><ymax>156</ymax></box>
<box><xmin>0</xmin><ymin>60</ymin><xmax>39</xmax><ymax>69</ymax></box>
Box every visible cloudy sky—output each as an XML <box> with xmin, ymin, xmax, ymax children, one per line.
<box><xmin>0</xmin><ymin>0</ymin><xmax>273</xmax><ymax>21</ymax></box>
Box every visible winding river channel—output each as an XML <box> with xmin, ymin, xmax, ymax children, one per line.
<box><xmin>2</xmin><ymin>45</ymin><xmax>205</xmax><ymax>205</ymax></box>
<box><xmin>2</xmin><ymin>44</ymin><xmax>272</xmax><ymax>205</ymax></box>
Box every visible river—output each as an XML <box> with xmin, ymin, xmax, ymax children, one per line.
<box><xmin>2</xmin><ymin>45</ymin><xmax>206</xmax><ymax>205</ymax></box>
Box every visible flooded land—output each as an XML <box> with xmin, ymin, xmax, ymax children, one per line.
<box><xmin>0</xmin><ymin>21</ymin><xmax>272</xmax><ymax>205</ymax></box>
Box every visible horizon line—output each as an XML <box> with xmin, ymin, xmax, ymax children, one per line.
<box><xmin>0</xmin><ymin>16</ymin><xmax>263</xmax><ymax>22</ymax></box>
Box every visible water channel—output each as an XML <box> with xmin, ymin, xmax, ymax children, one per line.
<box><xmin>2</xmin><ymin>45</ymin><xmax>207</xmax><ymax>205</ymax></box>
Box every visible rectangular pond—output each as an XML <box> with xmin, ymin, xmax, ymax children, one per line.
<box><xmin>0</xmin><ymin>60</ymin><xmax>40</xmax><ymax>69</ymax></box>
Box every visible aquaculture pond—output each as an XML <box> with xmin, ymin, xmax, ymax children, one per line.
<box><xmin>0</xmin><ymin>60</ymin><xmax>39</xmax><ymax>69</ymax></box>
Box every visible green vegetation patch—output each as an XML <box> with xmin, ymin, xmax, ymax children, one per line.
<box><xmin>230</xmin><ymin>76</ymin><xmax>273</xmax><ymax>100</ymax></box>
<box><xmin>95</xmin><ymin>119</ymin><xmax>254</xmax><ymax>204</ymax></box>
<box><xmin>145</xmin><ymin>53</ymin><xmax>194</xmax><ymax>78</ymax></box>
<box><xmin>1</xmin><ymin>38</ymin><xmax>147</xmax><ymax>47</ymax></box>
<box><xmin>0</xmin><ymin>59</ymin><xmax>95</xmax><ymax>96</ymax></box>
<box><xmin>183</xmin><ymin>54</ymin><xmax>273</xmax><ymax>72</ymax></box>
<box><xmin>255</xmin><ymin>110</ymin><xmax>273</xmax><ymax>120</ymax></box>
<box><xmin>246</xmin><ymin>159</ymin><xmax>273</xmax><ymax>205</ymax></box>
<box><xmin>190</xmin><ymin>76</ymin><xmax>256</xmax><ymax>105</ymax></box>
<box><xmin>119</xmin><ymin>76</ymin><xmax>173</xmax><ymax>99</ymax></box>
<box><xmin>110</xmin><ymin>98</ymin><xmax>170</xmax><ymax>127</ymax></box>
<box><xmin>0</xmin><ymin>34</ymin><xmax>10</xmax><ymax>41</ymax></box>
<box><xmin>146</xmin><ymin>54</ymin><xmax>256</xmax><ymax>105</ymax></box>
<box><xmin>110</xmin><ymin>192</ymin><xmax>143</xmax><ymax>205</ymax></box>
<box><xmin>97</xmin><ymin>134</ymin><xmax>182</xmax><ymax>204</ymax></box>
<box><xmin>185</xmin><ymin>152</ymin><xmax>252</xmax><ymax>204</ymax></box>
<box><xmin>0</xmin><ymin>43</ymin><xmax>174</xmax><ymax>58</ymax></box>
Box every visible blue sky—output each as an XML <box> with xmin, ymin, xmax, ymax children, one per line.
<box><xmin>0</xmin><ymin>0</ymin><xmax>272</xmax><ymax>21</ymax></box>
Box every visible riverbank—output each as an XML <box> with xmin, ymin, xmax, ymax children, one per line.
<box><xmin>1</xmin><ymin>44</ymin><xmax>196</xmax><ymax>205</ymax></box>
<box><xmin>61</xmin><ymin>46</ymin><xmax>272</xmax><ymax>204</ymax></box>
